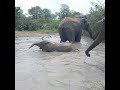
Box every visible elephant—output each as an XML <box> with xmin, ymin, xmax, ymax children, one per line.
<box><xmin>58</xmin><ymin>17</ymin><xmax>93</xmax><ymax>43</ymax></box>
<box><xmin>85</xmin><ymin>17</ymin><xmax>105</xmax><ymax>57</ymax></box>
<box><xmin>29</xmin><ymin>40</ymin><xmax>80</xmax><ymax>52</ymax></box>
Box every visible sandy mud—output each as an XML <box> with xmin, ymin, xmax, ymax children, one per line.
<box><xmin>15</xmin><ymin>31</ymin><xmax>105</xmax><ymax>90</ymax></box>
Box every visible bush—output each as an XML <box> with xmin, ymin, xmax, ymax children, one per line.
<box><xmin>15</xmin><ymin>17</ymin><xmax>60</xmax><ymax>31</ymax></box>
<box><xmin>86</xmin><ymin>1</ymin><xmax>105</xmax><ymax>37</ymax></box>
<box><xmin>49</xmin><ymin>20</ymin><xmax>60</xmax><ymax>29</ymax></box>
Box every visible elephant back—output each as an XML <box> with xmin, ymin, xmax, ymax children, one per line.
<box><xmin>59</xmin><ymin>17</ymin><xmax>81</xmax><ymax>27</ymax></box>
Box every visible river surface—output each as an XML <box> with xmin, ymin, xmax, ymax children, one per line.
<box><xmin>15</xmin><ymin>33</ymin><xmax>105</xmax><ymax>90</ymax></box>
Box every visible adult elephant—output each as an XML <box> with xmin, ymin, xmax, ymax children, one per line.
<box><xmin>58</xmin><ymin>17</ymin><xmax>93</xmax><ymax>43</ymax></box>
<box><xmin>85</xmin><ymin>17</ymin><xmax>105</xmax><ymax>57</ymax></box>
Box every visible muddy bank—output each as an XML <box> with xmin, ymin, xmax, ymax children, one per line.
<box><xmin>15</xmin><ymin>31</ymin><xmax>105</xmax><ymax>90</ymax></box>
<box><xmin>15</xmin><ymin>31</ymin><xmax>57</xmax><ymax>37</ymax></box>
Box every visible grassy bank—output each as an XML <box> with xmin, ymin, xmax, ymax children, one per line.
<box><xmin>15</xmin><ymin>29</ymin><xmax>58</xmax><ymax>37</ymax></box>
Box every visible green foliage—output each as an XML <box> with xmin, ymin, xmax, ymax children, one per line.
<box><xmin>15</xmin><ymin>7</ymin><xmax>24</xmax><ymax>19</ymax></box>
<box><xmin>15</xmin><ymin>16</ymin><xmax>60</xmax><ymax>31</ymax></box>
<box><xmin>51</xmin><ymin>13</ymin><xmax>57</xmax><ymax>20</ymax></box>
<box><xmin>50</xmin><ymin>20</ymin><xmax>60</xmax><ymax>29</ymax></box>
<box><xmin>15</xmin><ymin>6</ymin><xmax>60</xmax><ymax>31</ymax></box>
<box><xmin>28</xmin><ymin>6</ymin><xmax>43</xmax><ymax>19</ymax></box>
<box><xmin>56</xmin><ymin>4</ymin><xmax>84</xmax><ymax>19</ymax></box>
<box><xmin>16</xmin><ymin>18</ymin><xmax>47</xmax><ymax>31</ymax></box>
<box><xmin>15</xmin><ymin>1</ymin><xmax>104</xmax><ymax>33</ymax></box>
<box><xmin>69</xmin><ymin>10</ymin><xmax>81</xmax><ymax>17</ymax></box>
<box><xmin>15</xmin><ymin>7</ymin><xmax>26</xmax><ymax>30</ymax></box>
<box><xmin>42</xmin><ymin>8</ymin><xmax>51</xmax><ymax>20</ymax></box>
<box><xmin>87</xmin><ymin>0</ymin><xmax>105</xmax><ymax>36</ymax></box>
<box><xmin>28</xmin><ymin>6</ymin><xmax>52</xmax><ymax>20</ymax></box>
<box><xmin>59</xmin><ymin>4</ymin><xmax>71</xmax><ymax>19</ymax></box>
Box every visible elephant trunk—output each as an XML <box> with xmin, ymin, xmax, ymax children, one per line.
<box><xmin>85</xmin><ymin>30</ymin><xmax>105</xmax><ymax>57</ymax></box>
<box><xmin>92</xmin><ymin>31</ymin><xmax>100</xmax><ymax>40</ymax></box>
<box><xmin>88</xmin><ymin>28</ymin><xmax>93</xmax><ymax>39</ymax></box>
<box><xmin>29</xmin><ymin>44</ymin><xmax>35</xmax><ymax>49</ymax></box>
<box><xmin>85</xmin><ymin>17</ymin><xmax>105</xmax><ymax>57</ymax></box>
<box><xmin>86</xmin><ymin>27</ymin><xmax>94</xmax><ymax>39</ymax></box>
<box><xmin>29</xmin><ymin>43</ymin><xmax>40</xmax><ymax>49</ymax></box>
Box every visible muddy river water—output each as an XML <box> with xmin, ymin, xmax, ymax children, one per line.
<box><xmin>15</xmin><ymin>33</ymin><xmax>105</xmax><ymax>90</ymax></box>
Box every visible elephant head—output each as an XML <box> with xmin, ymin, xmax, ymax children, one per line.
<box><xmin>80</xmin><ymin>18</ymin><xmax>93</xmax><ymax>39</ymax></box>
<box><xmin>29</xmin><ymin>40</ymin><xmax>49</xmax><ymax>49</ymax></box>
<box><xmin>85</xmin><ymin>17</ymin><xmax>105</xmax><ymax>57</ymax></box>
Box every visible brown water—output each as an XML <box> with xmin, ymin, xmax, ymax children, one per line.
<box><xmin>15</xmin><ymin>33</ymin><xmax>105</xmax><ymax>90</ymax></box>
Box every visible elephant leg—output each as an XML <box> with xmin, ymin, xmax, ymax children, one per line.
<box><xmin>42</xmin><ymin>48</ymin><xmax>46</xmax><ymax>52</ymax></box>
<box><xmin>70</xmin><ymin>36</ymin><xmax>75</xmax><ymax>43</ymax></box>
<box><xmin>68</xmin><ymin>33</ymin><xmax>75</xmax><ymax>43</ymax></box>
<box><xmin>60</xmin><ymin>38</ymin><xmax>67</xmax><ymax>43</ymax></box>
<box><xmin>60</xmin><ymin>32</ymin><xmax>67</xmax><ymax>42</ymax></box>
<box><xmin>60</xmin><ymin>40</ymin><xmax>66</xmax><ymax>43</ymax></box>
<box><xmin>75</xmin><ymin>35</ymin><xmax>81</xmax><ymax>42</ymax></box>
<box><xmin>85</xmin><ymin>29</ymin><xmax>105</xmax><ymax>57</ymax></box>
<box><xmin>59</xmin><ymin>29</ymin><xmax>67</xmax><ymax>43</ymax></box>
<box><xmin>75</xmin><ymin>32</ymin><xmax>81</xmax><ymax>42</ymax></box>
<box><xmin>65</xmin><ymin>29</ymin><xmax>75</xmax><ymax>43</ymax></box>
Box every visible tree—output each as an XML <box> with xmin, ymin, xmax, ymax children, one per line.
<box><xmin>42</xmin><ymin>8</ymin><xmax>51</xmax><ymax>20</ymax></box>
<box><xmin>49</xmin><ymin>19</ymin><xmax>60</xmax><ymax>29</ymax></box>
<box><xmin>51</xmin><ymin>13</ymin><xmax>57</xmax><ymax>20</ymax></box>
<box><xmin>28</xmin><ymin>6</ymin><xmax>43</xmax><ymax>19</ymax></box>
<box><xmin>86</xmin><ymin>0</ymin><xmax>105</xmax><ymax>37</ymax></box>
<box><xmin>15</xmin><ymin>7</ymin><xmax>23</xmax><ymax>18</ymax></box>
<box><xmin>70</xmin><ymin>10</ymin><xmax>82</xmax><ymax>17</ymax></box>
<box><xmin>42</xmin><ymin>8</ymin><xmax>52</xmax><ymax>22</ymax></box>
<box><xmin>59</xmin><ymin>4</ymin><xmax>70</xmax><ymax>19</ymax></box>
<box><xmin>15</xmin><ymin>7</ymin><xmax>25</xmax><ymax>30</ymax></box>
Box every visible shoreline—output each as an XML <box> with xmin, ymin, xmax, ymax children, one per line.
<box><xmin>15</xmin><ymin>31</ymin><xmax>58</xmax><ymax>37</ymax></box>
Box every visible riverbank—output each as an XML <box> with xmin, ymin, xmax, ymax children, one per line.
<box><xmin>15</xmin><ymin>31</ymin><xmax>58</xmax><ymax>37</ymax></box>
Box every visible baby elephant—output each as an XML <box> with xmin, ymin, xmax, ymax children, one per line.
<box><xmin>29</xmin><ymin>40</ymin><xmax>79</xmax><ymax>52</ymax></box>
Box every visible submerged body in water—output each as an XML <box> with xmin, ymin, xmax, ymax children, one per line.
<box><xmin>29</xmin><ymin>40</ymin><xmax>79</xmax><ymax>52</ymax></box>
